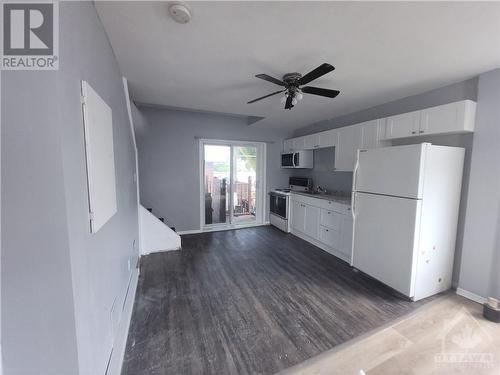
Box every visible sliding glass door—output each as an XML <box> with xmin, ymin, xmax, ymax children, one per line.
<box><xmin>201</xmin><ymin>140</ymin><xmax>265</xmax><ymax>229</ymax></box>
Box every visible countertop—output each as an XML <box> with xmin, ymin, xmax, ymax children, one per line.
<box><xmin>290</xmin><ymin>191</ymin><xmax>352</xmax><ymax>205</ymax></box>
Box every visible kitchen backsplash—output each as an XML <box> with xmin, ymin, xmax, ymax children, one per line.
<box><xmin>291</xmin><ymin>147</ymin><xmax>353</xmax><ymax>192</ymax></box>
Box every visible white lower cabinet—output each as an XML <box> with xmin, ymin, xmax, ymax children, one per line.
<box><xmin>319</xmin><ymin>226</ymin><xmax>340</xmax><ymax>249</ymax></box>
<box><xmin>304</xmin><ymin>205</ymin><xmax>320</xmax><ymax>239</ymax></box>
<box><xmin>339</xmin><ymin>215</ymin><xmax>353</xmax><ymax>259</ymax></box>
<box><xmin>290</xmin><ymin>200</ymin><xmax>306</xmax><ymax>232</ymax></box>
<box><xmin>290</xmin><ymin>194</ymin><xmax>353</xmax><ymax>262</ymax></box>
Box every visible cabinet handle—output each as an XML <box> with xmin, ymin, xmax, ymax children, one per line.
<box><xmin>325</xmin><ymin>229</ymin><xmax>329</xmax><ymax>232</ymax></box>
<box><xmin>419</xmin><ymin>130</ymin><xmax>424</xmax><ymax>134</ymax></box>
<box><xmin>411</xmin><ymin>131</ymin><xmax>416</xmax><ymax>134</ymax></box>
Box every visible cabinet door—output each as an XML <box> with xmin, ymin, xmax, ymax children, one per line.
<box><xmin>335</xmin><ymin>125</ymin><xmax>362</xmax><ymax>172</ymax></box>
<box><xmin>320</xmin><ymin>209</ymin><xmax>341</xmax><ymax>230</ymax></box>
<box><xmin>384</xmin><ymin>111</ymin><xmax>420</xmax><ymax>139</ymax></box>
<box><xmin>339</xmin><ymin>214</ymin><xmax>353</xmax><ymax>260</ymax></box>
<box><xmin>304</xmin><ymin>204</ymin><xmax>320</xmax><ymax>239</ymax></box>
<box><xmin>292</xmin><ymin>136</ymin><xmax>306</xmax><ymax>151</ymax></box>
<box><xmin>319</xmin><ymin>226</ymin><xmax>340</xmax><ymax>249</ymax></box>
<box><xmin>291</xmin><ymin>200</ymin><xmax>306</xmax><ymax>232</ymax></box>
<box><xmin>283</xmin><ymin>139</ymin><xmax>293</xmax><ymax>152</ymax></box>
<box><xmin>319</xmin><ymin>129</ymin><xmax>337</xmax><ymax>148</ymax></box>
<box><xmin>303</xmin><ymin>134</ymin><xmax>320</xmax><ymax>150</ymax></box>
<box><xmin>420</xmin><ymin>101</ymin><xmax>461</xmax><ymax>136</ymax></box>
<box><xmin>360</xmin><ymin>120</ymin><xmax>380</xmax><ymax>149</ymax></box>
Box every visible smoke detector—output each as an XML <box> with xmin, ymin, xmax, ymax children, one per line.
<box><xmin>168</xmin><ymin>3</ymin><xmax>191</xmax><ymax>24</ymax></box>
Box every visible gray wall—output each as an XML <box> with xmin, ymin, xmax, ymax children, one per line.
<box><xmin>2</xmin><ymin>70</ymin><xmax>79</xmax><ymax>374</ymax></box>
<box><xmin>458</xmin><ymin>69</ymin><xmax>500</xmax><ymax>299</ymax></box>
<box><xmin>291</xmin><ymin>78</ymin><xmax>478</xmax><ymax>286</ymax></box>
<box><xmin>135</xmin><ymin>106</ymin><xmax>292</xmax><ymax>232</ymax></box>
<box><xmin>2</xmin><ymin>2</ymin><xmax>139</xmax><ymax>374</ymax></box>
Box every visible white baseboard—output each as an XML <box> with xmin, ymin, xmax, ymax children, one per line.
<box><xmin>456</xmin><ymin>287</ymin><xmax>486</xmax><ymax>304</ymax></box>
<box><xmin>106</xmin><ymin>268</ymin><xmax>139</xmax><ymax>375</ymax></box>
<box><xmin>178</xmin><ymin>222</ymin><xmax>270</xmax><ymax>236</ymax></box>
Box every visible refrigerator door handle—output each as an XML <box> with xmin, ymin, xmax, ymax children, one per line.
<box><xmin>352</xmin><ymin>154</ymin><xmax>360</xmax><ymax>192</ymax></box>
<box><xmin>351</xmin><ymin>192</ymin><xmax>356</xmax><ymax>220</ymax></box>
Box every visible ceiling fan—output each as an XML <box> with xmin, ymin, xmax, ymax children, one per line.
<box><xmin>247</xmin><ymin>63</ymin><xmax>340</xmax><ymax>110</ymax></box>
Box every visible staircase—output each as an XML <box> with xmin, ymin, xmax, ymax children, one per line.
<box><xmin>139</xmin><ymin>205</ymin><xmax>181</xmax><ymax>255</ymax></box>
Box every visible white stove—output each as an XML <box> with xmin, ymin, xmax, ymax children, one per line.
<box><xmin>269</xmin><ymin>177</ymin><xmax>312</xmax><ymax>232</ymax></box>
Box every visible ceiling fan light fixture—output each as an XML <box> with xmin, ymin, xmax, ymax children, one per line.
<box><xmin>248</xmin><ymin>63</ymin><xmax>339</xmax><ymax>110</ymax></box>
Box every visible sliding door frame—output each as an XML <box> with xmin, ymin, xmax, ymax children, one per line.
<box><xmin>198</xmin><ymin>139</ymin><xmax>267</xmax><ymax>232</ymax></box>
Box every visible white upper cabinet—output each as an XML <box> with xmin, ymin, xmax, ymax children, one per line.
<box><xmin>382</xmin><ymin>100</ymin><xmax>476</xmax><ymax>140</ymax></box>
<box><xmin>283</xmin><ymin>139</ymin><xmax>293</xmax><ymax>153</ymax></box>
<box><xmin>359</xmin><ymin>119</ymin><xmax>388</xmax><ymax>149</ymax></box>
<box><xmin>420</xmin><ymin>100</ymin><xmax>476</xmax><ymax>136</ymax></box>
<box><xmin>282</xmin><ymin>100</ymin><xmax>476</xmax><ymax>162</ymax></box>
<box><xmin>384</xmin><ymin>111</ymin><xmax>421</xmax><ymax>140</ymax></box>
<box><xmin>304</xmin><ymin>133</ymin><xmax>320</xmax><ymax>149</ymax></box>
<box><xmin>335</xmin><ymin>125</ymin><xmax>362</xmax><ymax>172</ymax></box>
<box><xmin>319</xmin><ymin>129</ymin><xmax>338</xmax><ymax>148</ymax></box>
<box><xmin>292</xmin><ymin>136</ymin><xmax>306</xmax><ymax>151</ymax></box>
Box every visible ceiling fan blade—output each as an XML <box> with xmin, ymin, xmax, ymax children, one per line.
<box><xmin>247</xmin><ymin>89</ymin><xmax>285</xmax><ymax>104</ymax></box>
<box><xmin>302</xmin><ymin>86</ymin><xmax>340</xmax><ymax>98</ymax></box>
<box><xmin>255</xmin><ymin>74</ymin><xmax>286</xmax><ymax>86</ymax></box>
<box><xmin>299</xmin><ymin>63</ymin><xmax>335</xmax><ymax>85</ymax></box>
<box><xmin>285</xmin><ymin>95</ymin><xmax>293</xmax><ymax>110</ymax></box>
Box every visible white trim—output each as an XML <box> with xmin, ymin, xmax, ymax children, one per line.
<box><xmin>178</xmin><ymin>222</ymin><xmax>270</xmax><ymax>236</ymax></box>
<box><xmin>105</xmin><ymin>268</ymin><xmax>139</xmax><ymax>375</ymax></box>
<box><xmin>122</xmin><ymin>77</ymin><xmax>141</xmax><ymax>254</ymax></box>
<box><xmin>456</xmin><ymin>288</ymin><xmax>486</xmax><ymax>304</ymax></box>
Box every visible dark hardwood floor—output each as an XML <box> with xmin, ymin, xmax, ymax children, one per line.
<box><xmin>122</xmin><ymin>226</ymin><xmax>431</xmax><ymax>375</ymax></box>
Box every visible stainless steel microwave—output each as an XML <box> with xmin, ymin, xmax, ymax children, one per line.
<box><xmin>281</xmin><ymin>150</ymin><xmax>313</xmax><ymax>168</ymax></box>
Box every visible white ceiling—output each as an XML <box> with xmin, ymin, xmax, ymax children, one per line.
<box><xmin>96</xmin><ymin>1</ymin><xmax>500</xmax><ymax>130</ymax></box>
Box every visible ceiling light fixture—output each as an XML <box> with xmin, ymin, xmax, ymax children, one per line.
<box><xmin>168</xmin><ymin>2</ymin><xmax>192</xmax><ymax>24</ymax></box>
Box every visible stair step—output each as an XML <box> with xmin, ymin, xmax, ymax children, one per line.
<box><xmin>147</xmin><ymin>208</ymin><xmax>153</xmax><ymax>212</ymax></box>
<box><xmin>159</xmin><ymin>217</ymin><xmax>164</xmax><ymax>223</ymax></box>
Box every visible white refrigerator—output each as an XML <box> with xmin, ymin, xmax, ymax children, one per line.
<box><xmin>351</xmin><ymin>143</ymin><xmax>465</xmax><ymax>301</ymax></box>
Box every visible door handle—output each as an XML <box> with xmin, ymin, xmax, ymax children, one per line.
<box><xmin>351</xmin><ymin>193</ymin><xmax>356</xmax><ymax>220</ymax></box>
<box><xmin>352</xmin><ymin>156</ymin><xmax>360</xmax><ymax>192</ymax></box>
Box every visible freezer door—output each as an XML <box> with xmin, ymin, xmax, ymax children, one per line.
<box><xmin>354</xmin><ymin>144</ymin><xmax>427</xmax><ymax>199</ymax></box>
<box><xmin>352</xmin><ymin>192</ymin><xmax>421</xmax><ymax>297</ymax></box>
